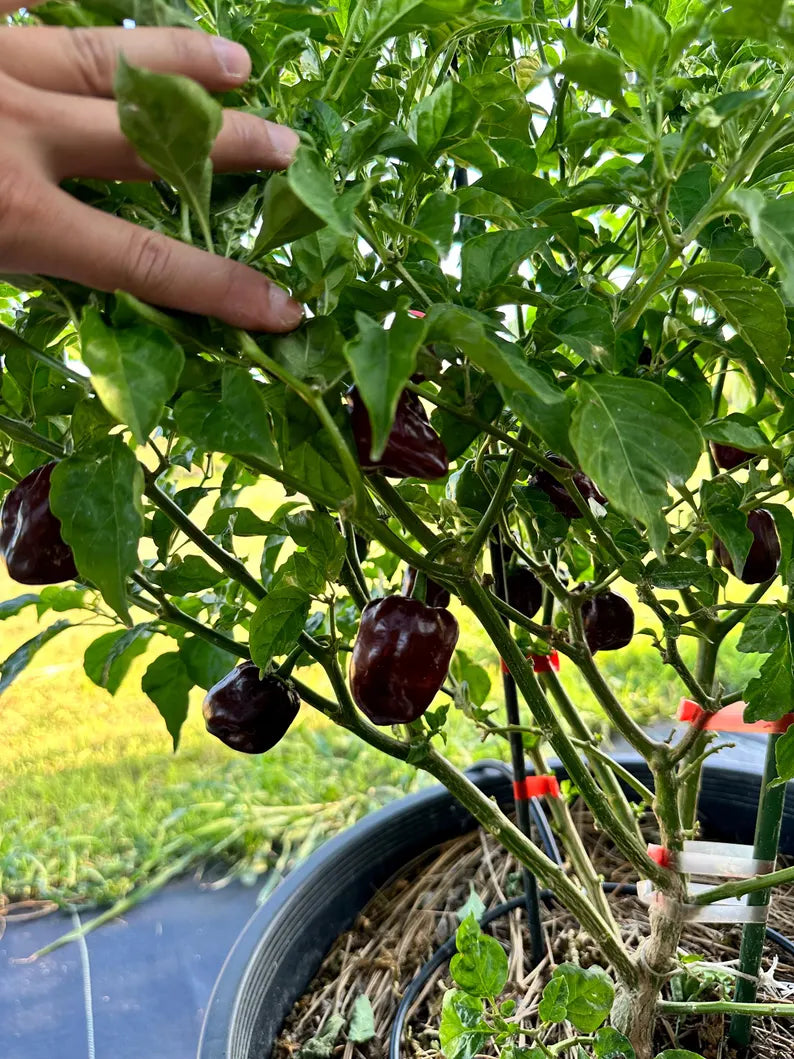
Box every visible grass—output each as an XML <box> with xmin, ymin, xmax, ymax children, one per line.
<box><xmin>0</xmin><ymin>470</ymin><xmax>772</xmax><ymax>916</ymax></box>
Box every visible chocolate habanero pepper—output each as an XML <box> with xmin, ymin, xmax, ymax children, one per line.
<box><xmin>710</xmin><ymin>442</ymin><xmax>756</xmax><ymax>471</ymax></box>
<box><xmin>529</xmin><ymin>453</ymin><xmax>606</xmax><ymax>519</ymax></box>
<box><xmin>0</xmin><ymin>462</ymin><xmax>78</xmax><ymax>585</ymax></box>
<box><xmin>350</xmin><ymin>596</ymin><xmax>459</xmax><ymax>725</ymax></box>
<box><xmin>505</xmin><ymin>563</ymin><xmax>543</xmax><ymax>621</ymax></box>
<box><xmin>581</xmin><ymin>591</ymin><xmax>634</xmax><ymax>653</ymax></box>
<box><xmin>203</xmin><ymin>661</ymin><xmax>301</xmax><ymax>754</ymax></box>
<box><xmin>714</xmin><ymin>508</ymin><xmax>780</xmax><ymax>585</ymax></box>
<box><xmin>348</xmin><ymin>387</ymin><xmax>448</xmax><ymax>480</ymax></box>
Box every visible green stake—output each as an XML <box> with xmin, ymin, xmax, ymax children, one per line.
<box><xmin>728</xmin><ymin>731</ymin><xmax>786</xmax><ymax>1049</ymax></box>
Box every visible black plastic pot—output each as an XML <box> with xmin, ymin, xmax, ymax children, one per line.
<box><xmin>199</xmin><ymin>751</ymin><xmax>794</xmax><ymax>1059</ymax></box>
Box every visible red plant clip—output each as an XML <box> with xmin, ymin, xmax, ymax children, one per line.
<box><xmin>513</xmin><ymin>775</ymin><xmax>561</xmax><ymax>800</ymax></box>
<box><xmin>530</xmin><ymin>651</ymin><xmax>560</xmax><ymax>673</ymax></box>
<box><xmin>647</xmin><ymin>844</ymin><xmax>672</xmax><ymax>869</ymax></box>
<box><xmin>678</xmin><ymin>698</ymin><xmax>794</xmax><ymax>735</ymax></box>
<box><xmin>500</xmin><ymin>651</ymin><xmax>561</xmax><ymax>676</ymax></box>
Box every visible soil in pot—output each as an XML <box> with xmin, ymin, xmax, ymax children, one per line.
<box><xmin>275</xmin><ymin>802</ymin><xmax>794</xmax><ymax>1059</ymax></box>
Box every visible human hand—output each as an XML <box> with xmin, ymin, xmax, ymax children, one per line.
<box><xmin>0</xmin><ymin>5</ymin><xmax>304</xmax><ymax>331</ymax></box>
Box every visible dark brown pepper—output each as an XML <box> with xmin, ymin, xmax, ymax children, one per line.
<box><xmin>710</xmin><ymin>442</ymin><xmax>756</xmax><ymax>471</ymax></box>
<box><xmin>202</xmin><ymin>661</ymin><xmax>300</xmax><ymax>754</ymax></box>
<box><xmin>581</xmin><ymin>591</ymin><xmax>634</xmax><ymax>653</ymax></box>
<box><xmin>529</xmin><ymin>453</ymin><xmax>606</xmax><ymax>519</ymax></box>
<box><xmin>348</xmin><ymin>387</ymin><xmax>448</xmax><ymax>480</ymax></box>
<box><xmin>714</xmin><ymin>509</ymin><xmax>780</xmax><ymax>584</ymax></box>
<box><xmin>505</xmin><ymin>564</ymin><xmax>543</xmax><ymax>621</ymax></box>
<box><xmin>350</xmin><ymin>595</ymin><xmax>459</xmax><ymax>725</ymax></box>
<box><xmin>0</xmin><ymin>462</ymin><xmax>78</xmax><ymax>585</ymax></box>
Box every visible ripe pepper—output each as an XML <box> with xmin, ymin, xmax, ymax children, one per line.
<box><xmin>529</xmin><ymin>453</ymin><xmax>606</xmax><ymax>519</ymax></box>
<box><xmin>581</xmin><ymin>591</ymin><xmax>634</xmax><ymax>653</ymax></box>
<box><xmin>0</xmin><ymin>461</ymin><xmax>78</xmax><ymax>585</ymax></box>
<box><xmin>401</xmin><ymin>565</ymin><xmax>451</xmax><ymax>609</ymax></box>
<box><xmin>505</xmin><ymin>563</ymin><xmax>543</xmax><ymax>620</ymax></box>
<box><xmin>348</xmin><ymin>387</ymin><xmax>448</xmax><ymax>480</ymax></box>
<box><xmin>203</xmin><ymin>661</ymin><xmax>300</xmax><ymax>754</ymax></box>
<box><xmin>350</xmin><ymin>595</ymin><xmax>459</xmax><ymax>725</ymax></box>
<box><xmin>714</xmin><ymin>508</ymin><xmax>780</xmax><ymax>584</ymax></box>
<box><xmin>710</xmin><ymin>442</ymin><xmax>755</xmax><ymax>471</ymax></box>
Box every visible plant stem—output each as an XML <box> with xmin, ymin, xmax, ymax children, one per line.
<box><xmin>659</xmin><ymin>1001</ymin><xmax>794</xmax><ymax>1017</ymax></box>
<box><xmin>542</xmin><ymin>669</ymin><xmax>646</xmax><ymax>839</ymax></box>
<box><xmin>459</xmin><ymin>578</ymin><xmax>668</xmax><ymax>887</ymax></box>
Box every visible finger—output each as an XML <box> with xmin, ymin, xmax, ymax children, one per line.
<box><xmin>37</xmin><ymin>94</ymin><xmax>299</xmax><ymax>180</ymax></box>
<box><xmin>0</xmin><ymin>25</ymin><xmax>252</xmax><ymax>95</ymax></box>
<box><xmin>0</xmin><ymin>176</ymin><xmax>303</xmax><ymax>332</ymax></box>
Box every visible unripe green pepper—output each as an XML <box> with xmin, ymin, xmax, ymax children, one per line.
<box><xmin>350</xmin><ymin>595</ymin><xmax>459</xmax><ymax>725</ymax></box>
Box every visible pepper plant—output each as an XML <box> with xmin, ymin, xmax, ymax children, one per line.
<box><xmin>4</xmin><ymin>1</ymin><xmax>794</xmax><ymax>1056</ymax></box>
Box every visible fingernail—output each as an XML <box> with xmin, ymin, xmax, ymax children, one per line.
<box><xmin>212</xmin><ymin>37</ymin><xmax>251</xmax><ymax>82</ymax></box>
<box><xmin>269</xmin><ymin>285</ymin><xmax>304</xmax><ymax>330</ymax></box>
<box><xmin>267</xmin><ymin>123</ymin><xmax>301</xmax><ymax>164</ymax></box>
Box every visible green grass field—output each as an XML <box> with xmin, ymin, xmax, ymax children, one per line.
<box><xmin>0</xmin><ymin>477</ymin><xmax>770</xmax><ymax>915</ymax></box>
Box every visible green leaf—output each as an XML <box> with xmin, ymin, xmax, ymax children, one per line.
<box><xmin>415</xmin><ymin>191</ymin><xmax>459</xmax><ymax>256</ymax></box>
<box><xmin>179</xmin><ymin>635</ymin><xmax>236</xmax><ymax>690</ymax></box>
<box><xmin>677</xmin><ymin>263</ymin><xmax>789</xmax><ymax>387</ymax></box>
<box><xmin>594</xmin><ymin>1027</ymin><xmax>636</xmax><ymax>1059</ymax></box>
<box><xmin>701</xmin><ymin>413</ymin><xmax>769</xmax><ymax>453</ymax></box>
<box><xmin>545</xmin><ymin>303</ymin><xmax>616</xmax><ymax>365</ymax></box>
<box><xmin>252</xmin><ymin>173</ymin><xmax>325</xmax><ymax>258</ymax></box>
<box><xmin>84</xmin><ymin>625</ymin><xmax>153</xmax><ymax>694</ymax></box>
<box><xmin>552</xmin><ymin>964</ymin><xmax>614</xmax><ymax>1033</ymax></box>
<box><xmin>115</xmin><ymin>57</ymin><xmax>221</xmax><ymax>239</ymax></box>
<box><xmin>744</xmin><ymin>639</ymin><xmax>794</xmax><ymax>722</ymax></box>
<box><xmin>270</xmin><ymin>317</ymin><xmax>347</xmax><ymax>389</ymax></box>
<box><xmin>0</xmin><ymin>593</ymin><xmax>39</xmax><ymax>620</ymax></box>
<box><xmin>655</xmin><ymin>1052</ymin><xmax>707</xmax><ymax>1059</ymax></box>
<box><xmin>425</xmin><ymin>305</ymin><xmax>572</xmax><ymax>458</ymax></box>
<box><xmin>249</xmin><ymin>584</ymin><xmax>311</xmax><ymax>670</ymax></box>
<box><xmin>141</xmin><ymin>650</ymin><xmax>194</xmax><ymax>750</ymax></box>
<box><xmin>737</xmin><ymin>606</ymin><xmax>787</xmax><ymax>654</ymax></box>
<box><xmin>79</xmin><ymin>309</ymin><xmax>184</xmax><ymax>444</ymax></box>
<box><xmin>151</xmin><ymin>554</ymin><xmax>225</xmax><ymax>595</ymax></box>
<box><xmin>669</xmin><ymin>164</ymin><xmax>712</xmax><ymax>230</ymax></box>
<box><xmin>775</xmin><ymin>724</ymin><xmax>794</xmax><ymax>783</ymax></box>
<box><xmin>728</xmin><ymin>189</ymin><xmax>794</xmax><ymax>308</ymax></box>
<box><xmin>348</xmin><ymin>995</ymin><xmax>375</xmax><ymax>1044</ymax></box>
<box><xmin>700</xmin><ymin>477</ymin><xmax>753</xmax><ymax>576</ymax></box>
<box><xmin>451</xmin><ymin>649</ymin><xmax>492</xmax><ymax>707</ymax></box>
<box><xmin>287</xmin><ymin>144</ymin><xmax>360</xmax><ymax>237</ymax></box>
<box><xmin>456</xmin><ymin>885</ymin><xmax>486</xmax><ymax>923</ymax></box>
<box><xmin>645</xmin><ymin>557</ymin><xmax>713</xmax><ymax>590</ymax></box>
<box><xmin>344</xmin><ymin>311</ymin><xmax>425</xmax><ymax>459</ymax></box>
<box><xmin>439</xmin><ymin>990</ymin><xmax>491</xmax><ymax>1059</ymax></box>
<box><xmin>450</xmin><ymin>921</ymin><xmax>508</xmax><ymax>997</ymax></box>
<box><xmin>460</xmin><ymin>228</ymin><xmax>547</xmax><ymax>299</ymax></box>
<box><xmin>364</xmin><ymin>0</ymin><xmax>477</xmax><ymax>49</ymax></box>
<box><xmin>284</xmin><ymin>509</ymin><xmax>347</xmax><ymax>582</ymax></box>
<box><xmin>538</xmin><ymin>976</ymin><xmax>569</xmax><ymax>1023</ymax></box>
<box><xmin>408</xmin><ymin>80</ymin><xmax>481</xmax><ymax>159</ymax></box>
<box><xmin>608</xmin><ymin>3</ymin><xmax>668</xmax><ymax>79</ymax></box>
<box><xmin>204</xmin><ymin>508</ymin><xmax>281</xmax><ymax>537</ymax></box>
<box><xmin>557</xmin><ymin>39</ymin><xmax>625</xmax><ymax>101</ymax></box>
<box><xmin>570</xmin><ymin>377</ymin><xmax>701</xmax><ymax>555</ymax></box>
<box><xmin>298</xmin><ymin>1014</ymin><xmax>346</xmax><ymax>1059</ymax></box>
<box><xmin>174</xmin><ymin>365</ymin><xmax>278</xmax><ymax>462</ymax></box>
<box><xmin>0</xmin><ymin>619</ymin><xmax>71</xmax><ymax>695</ymax></box>
<box><xmin>712</xmin><ymin>0</ymin><xmax>783</xmax><ymax>38</ymax></box>
<box><xmin>50</xmin><ymin>437</ymin><xmax>145</xmax><ymax>624</ymax></box>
